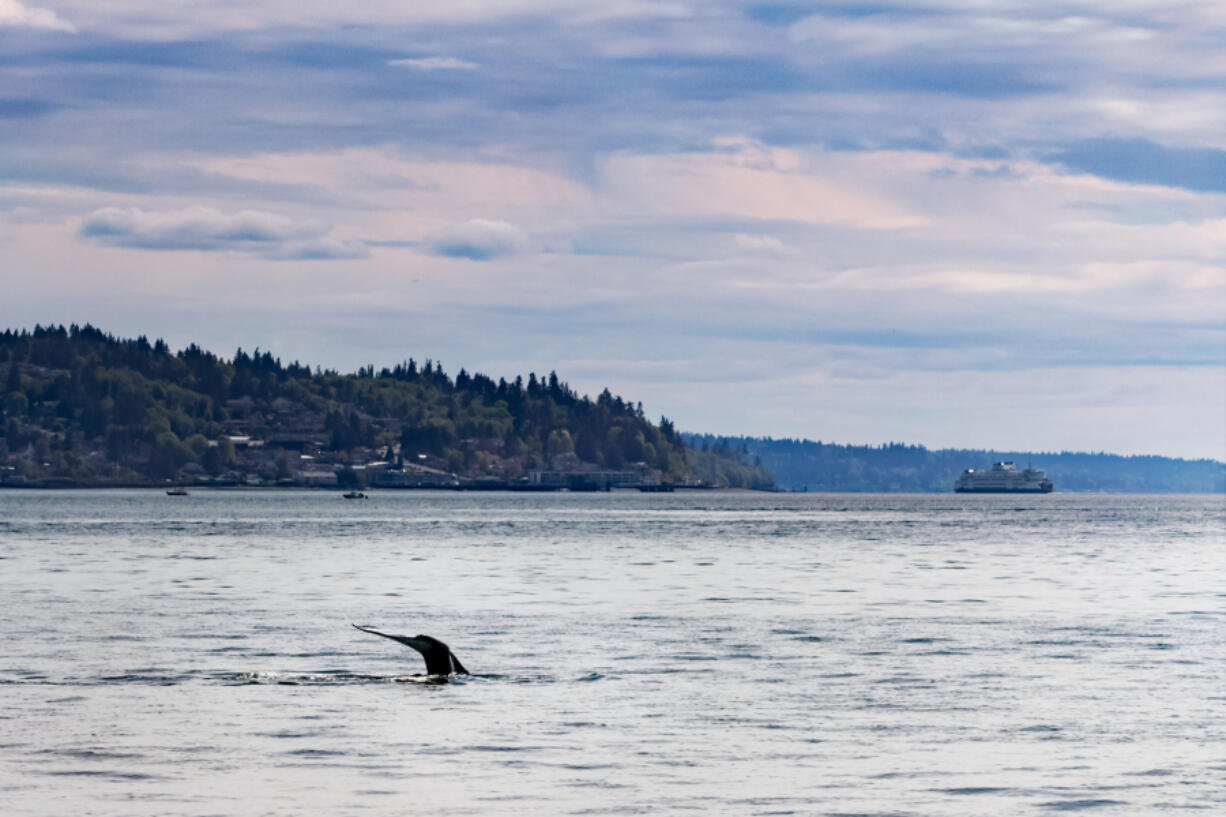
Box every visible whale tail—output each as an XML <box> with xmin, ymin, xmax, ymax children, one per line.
<box><xmin>352</xmin><ymin>624</ymin><xmax>469</xmax><ymax>676</ymax></box>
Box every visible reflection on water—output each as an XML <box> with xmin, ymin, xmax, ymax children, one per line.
<box><xmin>0</xmin><ymin>490</ymin><xmax>1223</xmax><ymax>816</ymax></box>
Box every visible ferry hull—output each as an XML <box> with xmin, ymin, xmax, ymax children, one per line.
<box><xmin>954</xmin><ymin>461</ymin><xmax>1054</xmax><ymax>493</ymax></box>
<box><xmin>954</xmin><ymin>486</ymin><xmax>1052</xmax><ymax>494</ymax></box>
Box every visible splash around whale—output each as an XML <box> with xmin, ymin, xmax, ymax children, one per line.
<box><xmin>352</xmin><ymin>624</ymin><xmax>469</xmax><ymax>676</ymax></box>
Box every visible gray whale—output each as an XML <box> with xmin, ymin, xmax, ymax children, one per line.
<box><xmin>352</xmin><ymin>624</ymin><xmax>469</xmax><ymax>676</ymax></box>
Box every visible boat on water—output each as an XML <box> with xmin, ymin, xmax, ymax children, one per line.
<box><xmin>166</xmin><ymin>487</ymin><xmax>189</xmax><ymax>496</ymax></box>
<box><xmin>342</xmin><ymin>490</ymin><xmax>368</xmax><ymax>499</ymax></box>
<box><xmin>954</xmin><ymin>461</ymin><xmax>1053</xmax><ymax>493</ymax></box>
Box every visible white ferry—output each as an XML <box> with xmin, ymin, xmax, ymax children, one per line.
<box><xmin>954</xmin><ymin>461</ymin><xmax>1053</xmax><ymax>493</ymax></box>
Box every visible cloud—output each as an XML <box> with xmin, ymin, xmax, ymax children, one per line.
<box><xmin>38</xmin><ymin>1</ymin><xmax>609</xmax><ymax>38</ymax></box>
<box><xmin>388</xmin><ymin>57</ymin><xmax>478</xmax><ymax>71</ymax></box>
<box><xmin>78</xmin><ymin>206</ymin><xmax>368</xmax><ymax>259</ymax></box>
<box><xmin>418</xmin><ymin>219</ymin><xmax>530</xmax><ymax>260</ymax></box>
<box><xmin>779</xmin><ymin>7</ymin><xmax>1181</xmax><ymax>99</ymax></box>
<box><xmin>600</xmin><ymin>141</ymin><xmax>928</xmax><ymax>228</ymax></box>
<box><xmin>196</xmin><ymin>148</ymin><xmax>590</xmax><ymax>214</ymax></box>
<box><xmin>0</xmin><ymin>0</ymin><xmax>74</xmax><ymax>31</ymax></box>
<box><xmin>264</xmin><ymin>237</ymin><xmax>370</xmax><ymax>260</ymax></box>
<box><xmin>733</xmin><ymin>233</ymin><xmax>792</xmax><ymax>256</ymax></box>
<box><xmin>4</xmin><ymin>1</ymin><xmax>1225</xmax><ymax>458</ymax></box>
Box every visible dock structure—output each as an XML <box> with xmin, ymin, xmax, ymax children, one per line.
<box><xmin>528</xmin><ymin>470</ymin><xmax>641</xmax><ymax>491</ymax></box>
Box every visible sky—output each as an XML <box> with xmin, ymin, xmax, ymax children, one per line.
<box><xmin>2</xmin><ymin>1</ymin><xmax>1224</xmax><ymax>460</ymax></box>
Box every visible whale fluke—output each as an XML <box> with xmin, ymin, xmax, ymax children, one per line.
<box><xmin>352</xmin><ymin>624</ymin><xmax>469</xmax><ymax>676</ymax></box>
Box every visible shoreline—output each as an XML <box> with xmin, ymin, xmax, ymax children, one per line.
<box><xmin>0</xmin><ymin>482</ymin><xmax>727</xmax><ymax>493</ymax></box>
<box><xmin>1</xmin><ymin>484</ymin><xmax>1220</xmax><ymax>495</ymax></box>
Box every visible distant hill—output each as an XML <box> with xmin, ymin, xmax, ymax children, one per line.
<box><xmin>0</xmin><ymin>324</ymin><xmax>773</xmax><ymax>489</ymax></box>
<box><xmin>685</xmin><ymin>435</ymin><xmax>1225</xmax><ymax>494</ymax></box>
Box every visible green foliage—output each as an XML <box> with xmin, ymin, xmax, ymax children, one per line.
<box><xmin>5</xmin><ymin>392</ymin><xmax>27</xmax><ymax>418</ymax></box>
<box><xmin>0</xmin><ymin>324</ymin><xmax>771</xmax><ymax>488</ymax></box>
<box><xmin>684</xmin><ymin>445</ymin><xmax>776</xmax><ymax>490</ymax></box>
<box><xmin>184</xmin><ymin>434</ymin><xmax>210</xmax><ymax>458</ymax></box>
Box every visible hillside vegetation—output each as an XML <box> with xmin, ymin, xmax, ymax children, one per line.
<box><xmin>0</xmin><ymin>325</ymin><xmax>773</xmax><ymax>489</ymax></box>
<box><xmin>688</xmin><ymin>435</ymin><xmax>1225</xmax><ymax>494</ymax></box>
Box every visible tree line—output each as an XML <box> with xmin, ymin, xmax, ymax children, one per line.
<box><xmin>0</xmin><ymin>324</ymin><xmax>773</xmax><ymax>488</ymax></box>
<box><xmin>688</xmin><ymin>435</ymin><xmax>1225</xmax><ymax>493</ymax></box>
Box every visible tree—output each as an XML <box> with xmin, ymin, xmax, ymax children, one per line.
<box><xmin>5</xmin><ymin>392</ymin><xmax>28</xmax><ymax>418</ymax></box>
<box><xmin>275</xmin><ymin>452</ymin><xmax>293</xmax><ymax>480</ymax></box>
<box><xmin>659</xmin><ymin>416</ymin><xmax>677</xmax><ymax>445</ymax></box>
<box><xmin>574</xmin><ymin>429</ymin><xmax>600</xmax><ymax>464</ymax></box>
<box><xmin>150</xmin><ymin>431</ymin><xmax>192</xmax><ymax>479</ymax></box>
<box><xmin>625</xmin><ymin>431</ymin><xmax>647</xmax><ymax>463</ymax></box>
<box><xmin>33</xmin><ymin>434</ymin><xmax>52</xmax><ymax>463</ymax></box>
<box><xmin>546</xmin><ymin>429</ymin><xmax>574</xmax><ymax>459</ymax></box>
<box><xmin>184</xmin><ymin>433</ymin><xmax>210</xmax><ymax>458</ymax></box>
<box><xmin>604</xmin><ymin>426</ymin><xmax>625</xmax><ymax>469</ymax></box>
<box><xmin>216</xmin><ymin>436</ymin><xmax>235</xmax><ymax>465</ymax></box>
<box><xmin>0</xmin><ymin>324</ymin><xmax>780</xmax><ymax>488</ymax></box>
<box><xmin>7</xmin><ymin>417</ymin><xmax>24</xmax><ymax>450</ymax></box>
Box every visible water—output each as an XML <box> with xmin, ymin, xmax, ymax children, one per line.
<box><xmin>1</xmin><ymin>490</ymin><xmax>1223</xmax><ymax>816</ymax></box>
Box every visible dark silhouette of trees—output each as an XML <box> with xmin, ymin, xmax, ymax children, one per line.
<box><xmin>689</xmin><ymin>434</ymin><xmax>1224</xmax><ymax>494</ymax></box>
<box><xmin>0</xmin><ymin>323</ymin><xmax>773</xmax><ymax>488</ymax></box>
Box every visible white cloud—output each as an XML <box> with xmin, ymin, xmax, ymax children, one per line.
<box><xmin>0</xmin><ymin>0</ymin><xmax>75</xmax><ymax>31</ymax></box>
<box><xmin>733</xmin><ymin>233</ymin><xmax>792</xmax><ymax>256</ymax></box>
<box><xmin>787</xmin><ymin>8</ymin><xmax>1156</xmax><ymax>56</ymax></box>
<box><xmin>195</xmin><ymin>148</ymin><xmax>591</xmax><ymax>218</ymax></box>
<box><xmin>388</xmin><ymin>57</ymin><xmax>478</xmax><ymax>71</ymax></box>
<box><xmin>568</xmin><ymin>1</ymin><xmax>690</xmax><ymax>25</ymax></box>
<box><xmin>265</xmin><ymin>237</ymin><xmax>369</xmax><ymax>260</ymax></box>
<box><xmin>600</xmin><ymin>141</ymin><xmax>928</xmax><ymax>229</ymax></box>
<box><xmin>78</xmin><ymin>206</ymin><xmax>368</xmax><ymax>259</ymax></box>
<box><xmin>6</xmin><ymin>2</ymin><xmax>1225</xmax><ymax>458</ymax></box>
<box><xmin>38</xmin><ymin>0</ymin><xmax>602</xmax><ymax>38</ymax></box>
<box><xmin>418</xmin><ymin>219</ymin><xmax>530</xmax><ymax>260</ymax></box>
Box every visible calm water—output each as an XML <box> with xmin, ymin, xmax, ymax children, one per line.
<box><xmin>1</xmin><ymin>490</ymin><xmax>1223</xmax><ymax>816</ymax></box>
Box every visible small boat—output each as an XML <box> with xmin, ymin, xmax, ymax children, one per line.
<box><xmin>342</xmin><ymin>490</ymin><xmax>368</xmax><ymax>499</ymax></box>
<box><xmin>166</xmin><ymin>487</ymin><xmax>189</xmax><ymax>496</ymax></box>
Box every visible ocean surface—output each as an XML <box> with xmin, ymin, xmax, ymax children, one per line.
<box><xmin>1</xmin><ymin>490</ymin><xmax>1223</xmax><ymax>816</ymax></box>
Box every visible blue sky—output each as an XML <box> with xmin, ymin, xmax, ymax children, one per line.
<box><xmin>2</xmin><ymin>1</ymin><xmax>1224</xmax><ymax>459</ymax></box>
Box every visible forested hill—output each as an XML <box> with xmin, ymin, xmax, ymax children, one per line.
<box><xmin>0</xmin><ymin>324</ymin><xmax>773</xmax><ymax>489</ymax></box>
<box><xmin>686</xmin><ymin>435</ymin><xmax>1225</xmax><ymax>494</ymax></box>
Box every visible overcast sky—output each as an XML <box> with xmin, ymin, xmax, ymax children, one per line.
<box><xmin>2</xmin><ymin>1</ymin><xmax>1224</xmax><ymax>459</ymax></box>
